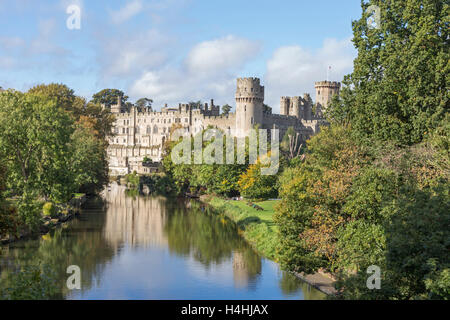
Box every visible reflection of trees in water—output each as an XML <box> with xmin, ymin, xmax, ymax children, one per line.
<box><xmin>0</xmin><ymin>197</ymin><xmax>115</xmax><ymax>299</ymax></box>
<box><xmin>278</xmin><ymin>272</ymin><xmax>326</xmax><ymax>300</ymax></box>
<box><xmin>164</xmin><ymin>200</ymin><xmax>262</xmax><ymax>288</ymax></box>
<box><xmin>1</xmin><ymin>188</ymin><xmax>322</xmax><ymax>299</ymax></box>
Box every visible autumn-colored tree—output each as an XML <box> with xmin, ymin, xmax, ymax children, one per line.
<box><xmin>238</xmin><ymin>153</ymin><xmax>279</xmax><ymax>200</ymax></box>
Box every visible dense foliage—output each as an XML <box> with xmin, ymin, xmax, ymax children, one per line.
<box><xmin>162</xmin><ymin>129</ymin><xmax>249</xmax><ymax>197</ymax></box>
<box><xmin>275</xmin><ymin>0</ymin><xmax>449</xmax><ymax>299</ymax></box>
<box><xmin>0</xmin><ymin>84</ymin><xmax>112</xmax><ymax>236</ymax></box>
<box><xmin>327</xmin><ymin>0</ymin><xmax>448</xmax><ymax>145</ymax></box>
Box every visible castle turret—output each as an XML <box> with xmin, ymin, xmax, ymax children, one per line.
<box><xmin>235</xmin><ymin>77</ymin><xmax>264</xmax><ymax>136</ymax></box>
<box><xmin>280</xmin><ymin>97</ymin><xmax>290</xmax><ymax>116</ymax></box>
<box><xmin>111</xmin><ymin>96</ymin><xmax>124</xmax><ymax>114</ymax></box>
<box><xmin>291</xmin><ymin>96</ymin><xmax>302</xmax><ymax>119</ymax></box>
<box><xmin>303</xmin><ymin>93</ymin><xmax>313</xmax><ymax>120</ymax></box>
<box><xmin>315</xmin><ymin>81</ymin><xmax>341</xmax><ymax>113</ymax></box>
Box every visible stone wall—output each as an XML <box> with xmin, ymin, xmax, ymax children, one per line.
<box><xmin>107</xmin><ymin>77</ymin><xmax>336</xmax><ymax>175</ymax></box>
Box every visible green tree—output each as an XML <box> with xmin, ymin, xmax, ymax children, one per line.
<box><xmin>221</xmin><ymin>104</ymin><xmax>232</xmax><ymax>116</ymax></box>
<box><xmin>189</xmin><ymin>100</ymin><xmax>203</xmax><ymax>110</ymax></box>
<box><xmin>70</xmin><ymin>122</ymin><xmax>109</xmax><ymax>195</ymax></box>
<box><xmin>28</xmin><ymin>83</ymin><xmax>76</xmax><ymax>114</ymax></box>
<box><xmin>91</xmin><ymin>89</ymin><xmax>128</xmax><ymax>109</ymax></box>
<box><xmin>327</xmin><ymin>0</ymin><xmax>449</xmax><ymax>145</ymax></box>
<box><xmin>0</xmin><ymin>91</ymin><xmax>76</xmax><ymax>203</ymax></box>
<box><xmin>135</xmin><ymin>98</ymin><xmax>153</xmax><ymax>112</ymax></box>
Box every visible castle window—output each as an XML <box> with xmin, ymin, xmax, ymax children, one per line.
<box><xmin>244</xmin><ymin>105</ymin><xmax>246</xmax><ymax>112</ymax></box>
<box><xmin>251</xmin><ymin>117</ymin><xmax>254</xmax><ymax>124</ymax></box>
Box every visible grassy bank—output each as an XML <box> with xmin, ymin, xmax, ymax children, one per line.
<box><xmin>204</xmin><ymin>196</ymin><xmax>280</xmax><ymax>261</ymax></box>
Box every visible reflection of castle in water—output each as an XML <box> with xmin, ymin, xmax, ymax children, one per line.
<box><xmin>102</xmin><ymin>184</ymin><xmax>168</xmax><ymax>249</ymax></box>
<box><xmin>232</xmin><ymin>250</ymin><xmax>262</xmax><ymax>289</ymax></box>
<box><xmin>101</xmin><ymin>185</ymin><xmax>263</xmax><ymax>291</ymax></box>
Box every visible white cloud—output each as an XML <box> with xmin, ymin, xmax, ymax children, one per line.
<box><xmin>264</xmin><ymin>37</ymin><xmax>356</xmax><ymax>112</ymax></box>
<box><xmin>110</xmin><ymin>0</ymin><xmax>143</xmax><ymax>24</ymax></box>
<box><xmin>98</xmin><ymin>29</ymin><xmax>170</xmax><ymax>78</ymax></box>
<box><xmin>186</xmin><ymin>35</ymin><xmax>261</xmax><ymax>77</ymax></box>
<box><xmin>129</xmin><ymin>35</ymin><xmax>261</xmax><ymax>107</ymax></box>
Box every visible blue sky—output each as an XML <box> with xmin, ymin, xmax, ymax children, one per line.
<box><xmin>0</xmin><ymin>0</ymin><xmax>362</xmax><ymax>112</ymax></box>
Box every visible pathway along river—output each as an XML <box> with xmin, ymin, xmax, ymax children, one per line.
<box><xmin>0</xmin><ymin>184</ymin><xmax>325</xmax><ymax>300</ymax></box>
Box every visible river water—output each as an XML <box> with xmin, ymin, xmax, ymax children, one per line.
<box><xmin>0</xmin><ymin>184</ymin><xmax>325</xmax><ymax>300</ymax></box>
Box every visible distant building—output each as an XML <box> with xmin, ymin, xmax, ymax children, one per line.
<box><xmin>314</xmin><ymin>81</ymin><xmax>341</xmax><ymax>117</ymax></box>
<box><xmin>107</xmin><ymin>77</ymin><xmax>340</xmax><ymax>176</ymax></box>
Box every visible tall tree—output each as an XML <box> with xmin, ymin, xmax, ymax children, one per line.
<box><xmin>0</xmin><ymin>91</ymin><xmax>76</xmax><ymax>202</ymax></box>
<box><xmin>328</xmin><ymin>0</ymin><xmax>449</xmax><ymax>145</ymax></box>
<box><xmin>91</xmin><ymin>89</ymin><xmax>128</xmax><ymax>109</ymax></box>
<box><xmin>135</xmin><ymin>98</ymin><xmax>153</xmax><ymax>112</ymax></box>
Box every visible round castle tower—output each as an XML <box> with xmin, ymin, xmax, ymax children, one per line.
<box><xmin>235</xmin><ymin>77</ymin><xmax>264</xmax><ymax>135</ymax></box>
<box><xmin>315</xmin><ymin>81</ymin><xmax>341</xmax><ymax>112</ymax></box>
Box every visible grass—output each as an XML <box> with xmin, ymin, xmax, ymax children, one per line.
<box><xmin>205</xmin><ymin>196</ymin><xmax>280</xmax><ymax>261</ymax></box>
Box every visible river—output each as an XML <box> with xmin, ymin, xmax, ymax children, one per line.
<box><xmin>0</xmin><ymin>184</ymin><xmax>325</xmax><ymax>300</ymax></box>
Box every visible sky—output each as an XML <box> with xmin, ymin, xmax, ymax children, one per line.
<box><xmin>0</xmin><ymin>0</ymin><xmax>362</xmax><ymax>113</ymax></box>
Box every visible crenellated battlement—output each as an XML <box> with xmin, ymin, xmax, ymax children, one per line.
<box><xmin>314</xmin><ymin>81</ymin><xmax>341</xmax><ymax>88</ymax></box>
<box><xmin>108</xmin><ymin>76</ymin><xmax>335</xmax><ymax>174</ymax></box>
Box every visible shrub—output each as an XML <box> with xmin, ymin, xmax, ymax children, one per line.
<box><xmin>42</xmin><ymin>202</ymin><xmax>56</xmax><ymax>217</ymax></box>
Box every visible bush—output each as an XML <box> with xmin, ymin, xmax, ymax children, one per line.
<box><xmin>238</xmin><ymin>154</ymin><xmax>279</xmax><ymax>200</ymax></box>
<box><xmin>125</xmin><ymin>172</ymin><xmax>140</xmax><ymax>188</ymax></box>
<box><xmin>42</xmin><ymin>202</ymin><xmax>56</xmax><ymax>217</ymax></box>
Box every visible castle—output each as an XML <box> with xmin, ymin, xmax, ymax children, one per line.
<box><xmin>107</xmin><ymin>78</ymin><xmax>340</xmax><ymax>176</ymax></box>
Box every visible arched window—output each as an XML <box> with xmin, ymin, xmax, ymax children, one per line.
<box><xmin>147</xmin><ymin>126</ymin><xmax>151</xmax><ymax>134</ymax></box>
<box><xmin>153</xmin><ymin>125</ymin><xmax>158</xmax><ymax>134</ymax></box>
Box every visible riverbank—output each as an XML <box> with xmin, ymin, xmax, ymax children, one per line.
<box><xmin>0</xmin><ymin>194</ymin><xmax>87</xmax><ymax>245</ymax></box>
<box><xmin>201</xmin><ymin>195</ymin><xmax>337</xmax><ymax>296</ymax></box>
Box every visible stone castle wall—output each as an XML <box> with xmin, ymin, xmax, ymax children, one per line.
<box><xmin>107</xmin><ymin>77</ymin><xmax>338</xmax><ymax>176</ymax></box>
